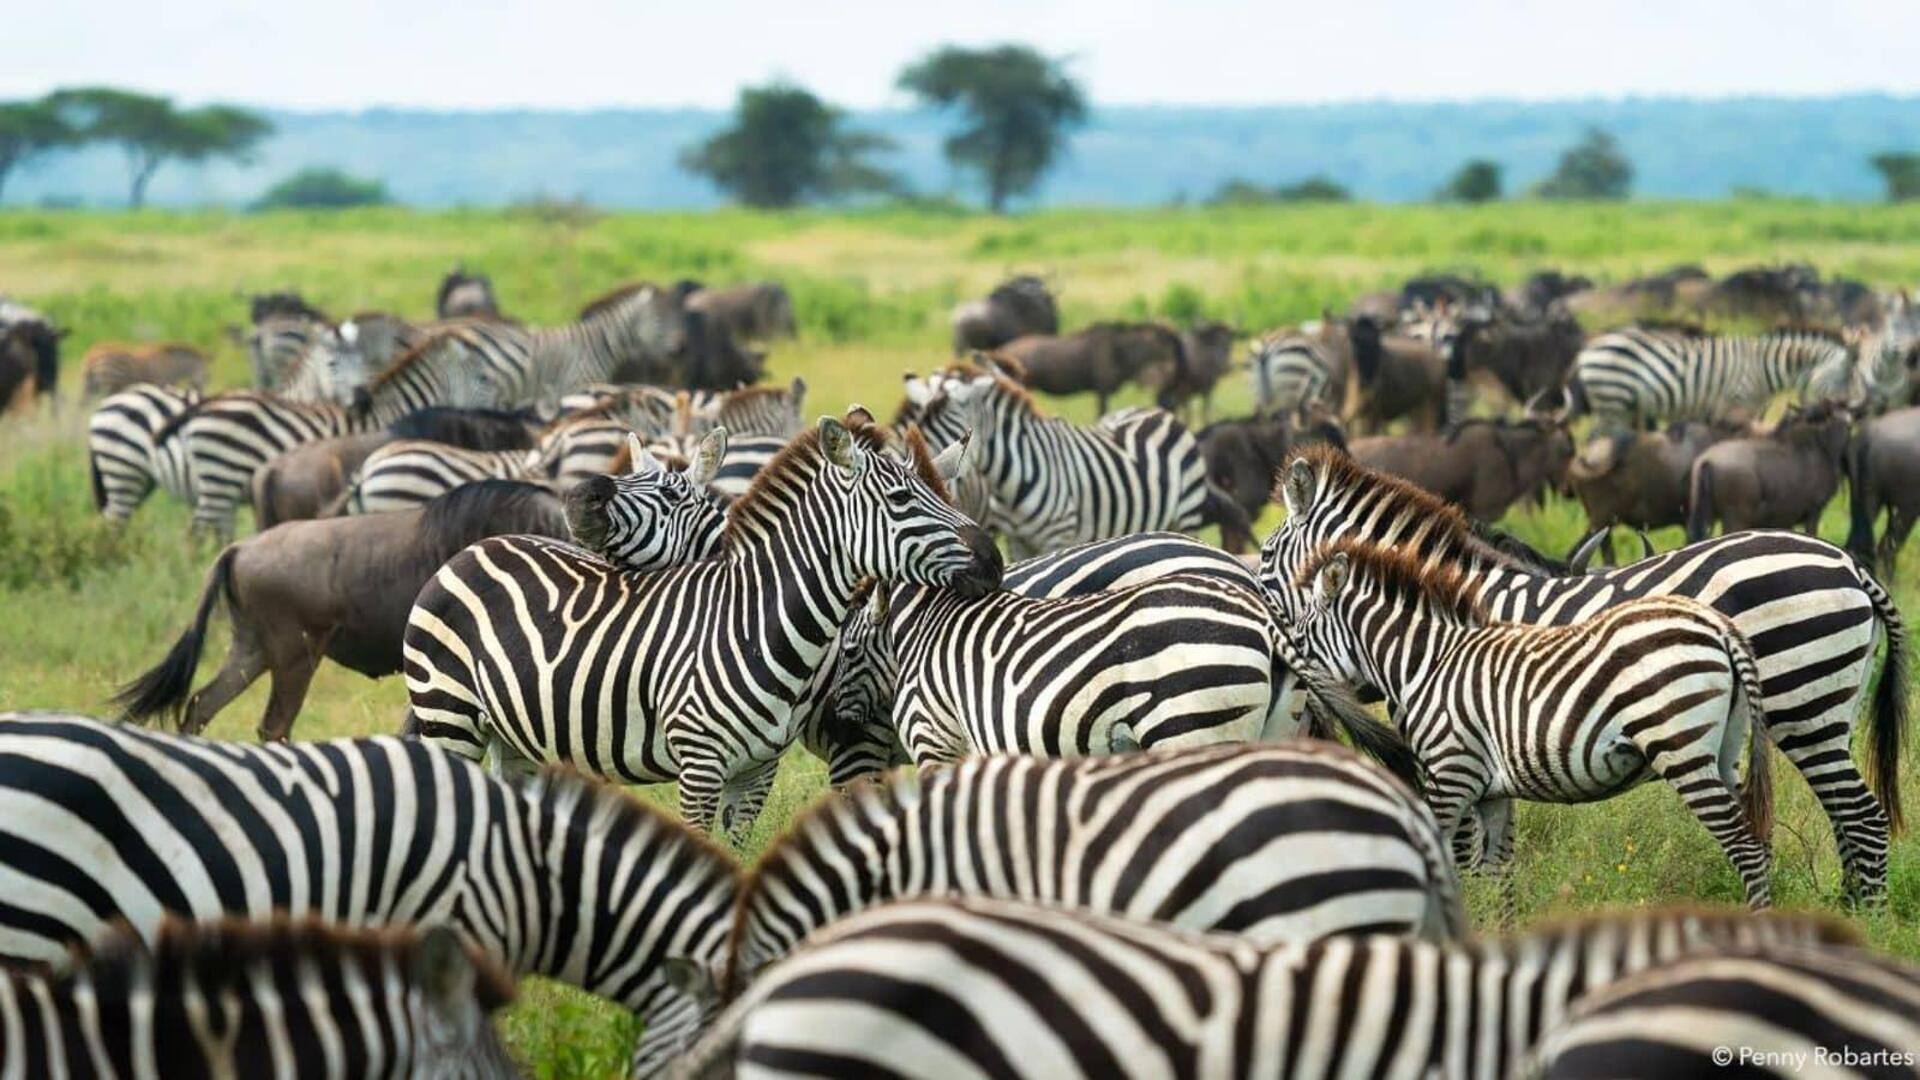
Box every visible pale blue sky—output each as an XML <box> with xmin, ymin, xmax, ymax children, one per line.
<box><xmin>9</xmin><ymin>0</ymin><xmax>1918</xmax><ymax>110</ymax></box>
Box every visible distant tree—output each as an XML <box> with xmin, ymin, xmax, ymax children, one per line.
<box><xmin>898</xmin><ymin>45</ymin><xmax>1087</xmax><ymax>213</ymax></box>
<box><xmin>46</xmin><ymin>88</ymin><xmax>272</xmax><ymax>207</ymax></box>
<box><xmin>1439</xmin><ymin>159</ymin><xmax>1502</xmax><ymax>203</ymax></box>
<box><xmin>1206</xmin><ymin>175</ymin><xmax>1349</xmax><ymax>205</ymax></box>
<box><xmin>1870</xmin><ymin>153</ymin><xmax>1920</xmax><ymax>202</ymax></box>
<box><xmin>255</xmin><ymin>167</ymin><xmax>390</xmax><ymax>210</ymax></box>
<box><xmin>0</xmin><ymin>100</ymin><xmax>73</xmax><ymax>202</ymax></box>
<box><xmin>1533</xmin><ymin>127</ymin><xmax>1632</xmax><ymax>200</ymax></box>
<box><xmin>681</xmin><ymin>83</ymin><xmax>897</xmax><ymax>208</ymax></box>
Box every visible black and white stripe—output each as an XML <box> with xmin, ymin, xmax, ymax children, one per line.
<box><xmin>562</xmin><ymin>431</ymin><xmax>730</xmax><ymax>570</ymax></box>
<box><xmin>1569</xmin><ymin>326</ymin><xmax>1853</xmax><ymax>426</ymax></box>
<box><xmin>682</xmin><ymin>899</ymin><xmax>1849</xmax><ymax>1080</ymax></box>
<box><xmin>0</xmin><ymin>713</ymin><xmax>739</xmax><ymax>1075</ymax></box>
<box><xmin>0</xmin><ymin>916</ymin><xmax>519</xmax><ymax>1078</ymax></box>
<box><xmin>1287</xmin><ymin>539</ymin><xmax>1776</xmax><ymax>908</ymax></box>
<box><xmin>86</xmin><ymin>383</ymin><xmax>198</xmax><ymax>520</ymax></box>
<box><xmin>726</xmin><ymin>742</ymin><xmax>1463</xmax><ymax>995</ymax></box>
<box><xmin>402</xmin><ymin>418</ymin><xmax>1001</xmax><ymax>837</ymax></box>
<box><xmin>1529</xmin><ymin>944</ymin><xmax>1920</xmax><ymax>1078</ymax></box>
<box><xmin>1261</xmin><ymin>445</ymin><xmax>1909</xmax><ymax>904</ymax></box>
<box><xmin>1248</xmin><ymin>327</ymin><xmax>1342</xmax><ymax>416</ymax></box>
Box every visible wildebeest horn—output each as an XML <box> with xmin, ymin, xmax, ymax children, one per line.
<box><xmin>1636</xmin><ymin>529</ymin><xmax>1656</xmax><ymax>560</ymax></box>
<box><xmin>1566</xmin><ymin>525</ymin><xmax>1610</xmax><ymax>573</ymax></box>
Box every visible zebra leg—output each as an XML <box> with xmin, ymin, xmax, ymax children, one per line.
<box><xmin>1477</xmin><ymin>798</ymin><xmax>1519</xmax><ymax>926</ymax></box>
<box><xmin>483</xmin><ymin>732</ymin><xmax>540</xmax><ymax>783</ymax></box>
<box><xmin>1648</xmin><ymin>752</ymin><xmax>1774</xmax><ymax>910</ymax></box>
<box><xmin>717</xmin><ymin>756</ymin><xmax>781</xmax><ymax>841</ymax></box>
<box><xmin>1766</xmin><ymin>695</ymin><xmax>1889</xmax><ymax>905</ymax></box>
<box><xmin>1449</xmin><ymin>813</ymin><xmax>1484</xmax><ymax>871</ymax></box>
<box><xmin>668</xmin><ymin>729</ymin><xmax>727</xmax><ymax>834</ymax></box>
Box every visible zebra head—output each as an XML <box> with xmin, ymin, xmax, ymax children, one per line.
<box><xmin>808</xmin><ymin>416</ymin><xmax>1002</xmax><ymax>597</ymax></box>
<box><xmin>562</xmin><ymin>430</ymin><xmax>727</xmax><ymax>571</ymax></box>
<box><xmin>816</xmin><ymin>585</ymin><xmax>908</xmax><ymax>783</ymax></box>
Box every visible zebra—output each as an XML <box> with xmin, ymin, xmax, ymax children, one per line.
<box><xmin>1287</xmin><ymin>538</ymin><xmax>1777</xmax><ymax>909</ymax></box>
<box><xmin>0</xmin><ymin>916</ymin><xmax>519</xmax><ymax>1078</ymax></box>
<box><xmin>159</xmin><ymin>338</ymin><xmax>509</xmax><ymax>540</ymax></box>
<box><xmin>1566</xmin><ymin>325</ymin><xmax>1855</xmax><ymax>427</ymax></box>
<box><xmin>1248</xmin><ymin>327</ymin><xmax>1342</xmax><ymax>417</ymax></box>
<box><xmin>342</xmin><ymin>413</ymin><xmax>635</xmax><ymax>514</ymax></box>
<box><xmin>677</xmin><ymin>898</ymin><xmax>1851</xmax><ymax>1080</ymax></box>
<box><xmin>640</xmin><ymin>431</ymin><xmax>789</xmax><ymax>501</ymax></box>
<box><xmin>562</xmin><ymin>433</ymin><xmax>730</xmax><ymax>570</ymax></box>
<box><xmin>721</xmin><ymin>742</ymin><xmax>1463</xmax><ymax>1001</ymax></box>
<box><xmin>912</xmin><ymin>363</ymin><xmax>1253</xmax><ymax>555</ymax></box>
<box><xmin>0</xmin><ymin>713</ymin><xmax>740</xmax><ymax>1076</ymax></box>
<box><xmin>1527</xmin><ymin>945</ymin><xmax>1920</xmax><ymax>1078</ymax></box>
<box><xmin>86</xmin><ymin>383</ymin><xmax>199</xmax><ymax>520</ymax></box>
<box><xmin>1261</xmin><ymin>443</ymin><xmax>1909</xmax><ymax>904</ymax></box>
<box><xmin>248</xmin><ymin>312</ymin><xmax>333</xmax><ymax>395</ymax></box>
<box><xmin>401</xmin><ymin>417</ymin><xmax>1003</xmax><ymax>837</ymax></box>
<box><xmin>558</xmin><ymin>378</ymin><xmax>806</xmax><ymax>440</ymax></box>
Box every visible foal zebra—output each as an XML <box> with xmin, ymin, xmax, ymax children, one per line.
<box><xmin>1289</xmin><ymin>539</ymin><xmax>1777</xmax><ymax>908</ymax></box>
<box><xmin>402</xmin><ymin>418</ymin><xmax>1002</xmax><ymax>837</ymax></box>
<box><xmin>724</xmin><ymin>742</ymin><xmax>1462</xmax><ymax>999</ymax></box>
<box><xmin>680</xmin><ymin>899</ymin><xmax>1850</xmax><ymax>1080</ymax></box>
<box><xmin>0</xmin><ymin>918</ymin><xmax>519</xmax><ymax>1078</ymax></box>
<box><xmin>1261</xmin><ymin>444</ymin><xmax>1909</xmax><ymax>904</ymax></box>
<box><xmin>1568</xmin><ymin>325</ymin><xmax>1854</xmax><ymax>426</ymax></box>
<box><xmin>1528</xmin><ymin>945</ymin><xmax>1920</xmax><ymax>1078</ymax></box>
<box><xmin>0</xmin><ymin>714</ymin><xmax>739</xmax><ymax>1076</ymax></box>
<box><xmin>87</xmin><ymin>383</ymin><xmax>198</xmax><ymax>520</ymax></box>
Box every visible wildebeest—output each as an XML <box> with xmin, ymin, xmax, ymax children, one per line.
<box><xmin>1446</xmin><ymin>305</ymin><xmax>1585</xmax><ymax>408</ymax></box>
<box><xmin>436</xmin><ymin>267</ymin><xmax>502</xmax><ymax>319</ymax></box>
<box><xmin>999</xmin><ymin>322</ymin><xmax>1188</xmax><ymax>413</ymax></box>
<box><xmin>1144</xmin><ymin>320</ymin><xmax>1237</xmax><ymax>418</ymax></box>
<box><xmin>1198</xmin><ymin>408</ymin><xmax>1347</xmax><ymax>528</ymax></box>
<box><xmin>116</xmin><ymin>480</ymin><xmax>574</xmax><ymax>741</ymax></box>
<box><xmin>1568</xmin><ymin>421</ymin><xmax>1736</xmax><ymax>564</ymax></box>
<box><xmin>687</xmin><ymin>281</ymin><xmax>796</xmax><ymax>341</ymax></box>
<box><xmin>1565</xmin><ymin>264</ymin><xmax>1712</xmax><ymax>321</ymax></box>
<box><xmin>1687</xmin><ymin>402</ymin><xmax>1853</xmax><ymax>541</ymax></box>
<box><xmin>1349</xmin><ymin>416</ymin><xmax>1574</xmax><ymax>521</ymax></box>
<box><xmin>950</xmin><ymin>275</ymin><xmax>1059</xmax><ymax>354</ymax></box>
<box><xmin>1505</xmin><ymin>269</ymin><xmax>1592</xmax><ymax>317</ymax></box>
<box><xmin>0</xmin><ymin>323</ymin><xmax>55</xmax><ymax>418</ymax></box>
<box><xmin>1846</xmin><ymin>406</ymin><xmax>1920</xmax><ymax>576</ymax></box>
<box><xmin>80</xmin><ymin>341</ymin><xmax>209</xmax><ymax>400</ymax></box>
<box><xmin>1344</xmin><ymin>315</ymin><xmax>1449</xmax><ymax>433</ymax></box>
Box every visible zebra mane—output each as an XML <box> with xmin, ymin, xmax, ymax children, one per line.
<box><xmin>64</xmin><ymin>915</ymin><xmax>516</xmax><ymax>1008</ymax></box>
<box><xmin>1630</xmin><ymin>318</ymin><xmax>1710</xmax><ymax>337</ymax></box>
<box><xmin>361</xmin><ymin>328</ymin><xmax>464</xmax><ymax>397</ymax></box>
<box><xmin>1463</xmin><ymin>905</ymin><xmax>1856</xmax><ymax>959</ymax></box>
<box><xmin>1296</xmin><ymin>537</ymin><xmax>1490</xmax><ymax>625</ymax></box>
<box><xmin>577</xmin><ymin>281</ymin><xmax>661</xmax><ymax>320</ymax></box>
<box><xmin>725</xmin><ymin>416</ymin><xmax>943</xmax><ymax>540</ymax></box>
<box><xmin>1281</xmin><ymin>444</ymin><xmax>1546</xmax><ymax>573</ymax></box>
<box><xmin>1765</xmin><ymin>321</ymin><xmax>1848</xmax><ymax>345</ymax></box>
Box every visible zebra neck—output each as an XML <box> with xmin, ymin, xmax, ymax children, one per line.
<box><xmin>1348</xmin><ymin>603</ymin><xmax>1471</xmax><ymax>696</ymax></box>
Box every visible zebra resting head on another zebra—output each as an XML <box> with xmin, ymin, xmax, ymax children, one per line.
<box><xmin>563</xmin><ymin>430</ymin><xmax>729</xmax><ymax>570</ymax></box>
<box><xmin>0</xmin><ymin>916</ymin><xmax>520</xmax><ymax>1079</ymax></box>
<box><xmin>675</xmin><ymin>898</ymin><xmax>1853</xmax><ymax>1080</ymax></box>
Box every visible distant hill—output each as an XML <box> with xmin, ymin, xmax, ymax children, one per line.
<box><xmin>7</xmin><ymin>95</ymin><xmax>1919</xmax><ymax>209</ymax></box>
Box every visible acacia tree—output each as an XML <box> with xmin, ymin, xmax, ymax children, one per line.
<box><xmin>1870</xmin><ymin>153</ymin><xmax>1920</xmax><ymax>202</ymax></box>
<box><xmin>898</xmin><ymin>45</ymin><xmax>1087</xmax><ymax>213</ymax></box>
<box><xmin>0</xmin><ymin>101</ymin><xmax>72</xmax><ymax>202</ymax></box>
<box><xmin>1439</xmin><ymin>159</ymin><xmax>1502</xmax><ymax>203</ymax></box>
<box><xmin>681</xmin><ymin>83</ymin><xmax>897</xmax><ymax>208</ymax></box>
<box><xmin>47</xmin><ymin>88</ymin><xmax>272</xmax><ymax>207</ymax></box>
<box><xmin>1534</xmin><ymin>127</ymin><xmax>1632</xmax><ymax>200</ymax></box>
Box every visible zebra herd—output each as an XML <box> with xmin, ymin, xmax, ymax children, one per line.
<box><xmin>8</xmin><ymin>267</ymin><xmax>1920</xmax><ymax>1076</ymax></box>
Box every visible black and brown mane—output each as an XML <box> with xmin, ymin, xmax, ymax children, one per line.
<box><xmin>1297</xmin><ymin>536</ymin><xmax>1490</xmax><ymax>624</ymax></box>
<box><xmin>725</xmin><ymin>414</ymin><xmax>931</xmax><ymax>540</ymax></box>
<box><xmin>577</xmin><ymin>282</ymin><xmax>662</xmax><ymax>321</ymax></box>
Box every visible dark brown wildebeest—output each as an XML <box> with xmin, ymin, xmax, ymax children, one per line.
<box><xmin>0</xmin><ymin>315</ymin><xmax>61</xmax><ymax>414</ymax></box>
<box><xmin>687</xmin><ymin>281</ymin><xmax>796</xmax><ymax>341</ymax></box>
<box><xmin>116</xmin><ymin>480</ymin><xmax>573</xmax><ymax>741</ymax></box>
<box><xmin>1343</xmin><ymin>316</ymin><xmax>1448</xmax><ymax>433</ymax></box>
<box><xmin>1446</xmin><ymin>305</ymin><xmax>1586</xmax><ymax>409</ymax></box>
<box><xmin>1566</xmin><ymin>264</ymin><xmax>1712</xmax><ymax>321</ymax></box>
<box><xmin>950</xmin><ymin>275</ymin><xmax>1059</xmax><ymax>354</ymax></box>
<box><xmin>1846</xmin><ymin>406</ymin><xmax>1920</xmax><ymax>576</ymax></box>
<box><xmin>1505</xmin><ymin>269</ymin><xmax>1592</xmax><ymax>317</ymax></box>
<box><xmin>1145</xmin><ymin>321</ymin><xmax>1237</xmax><ymax>419</ymax></box>
<box><xmin>80</xmin><ymin>342</ymin><xmax>209</xmax><ymax>400</ymax></box>
<box><xmin>1687</xmin><ymin>401</ymin><xmax>1852</xmax><ymax>542</ymax></box>
<box><xmin>1568</xmin><ymin>421</ymin><xmax>1736</xmax><ymax>564</ymax></box>
<box><xmin>1349</xmin><ymin>416</ymin><xmax>1574</xmax><ymax>522</ymax></box>
<box><xmin>1001</xmin><ymin>322</ymin><xmax>1188</xmax><ymax>413</ymax></box>
<box><xmin>1198</xmin><ymin>407</ymin><xmax>1347</xmax><ymax>528</ymax></box>
<box><xmin>436</xmin><ymin>267</ymin><xmax>502</xmax><ymax>319</ymax></box>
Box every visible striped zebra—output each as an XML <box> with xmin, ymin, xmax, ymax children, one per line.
<box><xmin>678</xmin><ymin>898</ymin><xmax>1850</xmax><ymax>1080</ymax></box>
<box><xmin>0</xmin><ymin>714</ymin><xmax>740</xmax><ymax>1075</ymax></box>
<box><xmin>1261</xmin><ymin>444</ymin><xmax>1909</xmax><ymax>904</ymax></box>
<box><xmin>1528</xmin><ymin>945</ymin><xmax>1920</xmax><ymax>1078</ymax></box>
<box><xmin>562</xmin><ymin>434</ymin><xmax>729</xmax><ymax>570</ymax></box>
<box><xmin>912</xmin><ymin>364</ymin><xmax>1252</xmax><ymax>555</ymax></box>
<box><xmin>248</xmin><ymin>312</ymin><xmax>333</xmax><ymax>395</ymax></box>
<box><xmin>559</xmin><ymin>378</ymin><xmax>806</xmax><ymax>440</ymax></box>
<box><xmin>0</xmin><ymin>917</ymin><xmax>519</xmax><ymax>1078</ymax></box>
<box><xmin>640</xmin><ymin>431</ymin><xmax>788</xmax><ymax>501</ymax></box>
<box><xmin>87</xmin><ymin>383</ymin><xmax>198</xmax><ymax>520</ymax></box>
<box><xmin>1248</xmin><ymin>326</ymin><xmax>1344</xmax><ymax>417</ymax></box>
<box><xmin>160</xmin><ymin>340</ymin><xmax>511</xmax><ymax>540</ymax></box>
<box><xmin>722</xmin><ymin>743</ymin><xmax>1463</xmax><ymax>1000</ymax></box>
<box><xmin>1567</xmin><ymin>325</ymin><xmax>1855</xmax><ymax>427</ymax></box>
<box><xmin>1287</xmin><ymin>539</ymin><xmax>1776</xmax><ymax>908</ymax></box>
<box><xmin>402</xmin><ymin>417</ymin><xmax>1003</xmax><ymax>837</ymax></box>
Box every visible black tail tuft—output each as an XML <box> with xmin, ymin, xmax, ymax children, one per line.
<box><xmin>1202</xmin><ymin>483</ymin><xmax>1256</xmax><ymax>553</ymax></box>
<box><xmin>88</xmin><ymin>453</ymin><xmax>106</xmax><ymax>513</ymax></box>
<box><xmin>1864</xmin><ymin>574</ymin><xmax>1908</xmax><ymax>834</ymax></box>
<box><xmin>113</xmin><ymin>547</ymin><xmax>234</xmax><ymax>727</ymax></box>
<box><xmin>1686</xmin><ymin>461</ymin><xmax>1715</xmax><ymax>543</ymax></box>
<box><xmin>1845</xmin><ymin>434</ymin><xmax>1878</xmax><ymax>572</ymax></box>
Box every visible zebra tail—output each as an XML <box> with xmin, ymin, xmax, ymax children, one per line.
<box><xmin>1726</xmin><ymin>623</ymin><xmax>1775</xmax><ymax>844</ymax></box>
<box><xmin>1862</xmin><ymin>570</ymin><xmax>1908</xmax><ymax>834</ymax></box>
<box><xmin>1844</xmin><ymin>432</ymin><xmax>1878</xmax><ymax>572</ymax></box>
<box><xmin>1685</xmin><ymin>461</ymin><xmax>1715</xmax><ymax>544</ymax></box>
<box><xmin>1202</xmin><ymin>483</ymin><xmax>1256</xmax><ymax>553</ymax></box>
<box><xmin>88</xmin><ymin>452</ymin><xmax>106</xmax><ymax>513</ymax></box>
<box><xmin>1308</xmin><ymin>676</ymin><xmax>1428</xmax><ymax>796</ymax></box>
<box><xmin>1563</xmin><ymin>371</ymin><xmax>1589</xmax><ymax>420</ymax></box>
<box><xmin>113</xmin><ymin>545</ymin><xmax>236</xmax><ymax>727</ymax></box>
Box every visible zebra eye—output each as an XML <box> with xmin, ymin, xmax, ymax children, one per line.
<box><xmin>885</xmin><ymin>487</ymin><xmax>915</xmax><ymax>506</ymax></box>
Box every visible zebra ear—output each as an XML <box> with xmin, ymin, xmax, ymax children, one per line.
<box><xmin>690</xmin><ymin>426</ymin><xmax>728</xmax><ymax>487</ymax></box>
<box><xmin>627</xmin><ymin>434</ymin><xmax>664</xmax><ymax>476</ymax></box>
<box><xmin>865</xmin><ymin>583</ymin><xmax>890</xmax><ymax>623</ymax></box>
<box><xmin>1314</xmin><ymin>553</ymin><xmax>1350</xmax><ymax>603</ymax></box>
<box><xmin>903</xmin><ymin>373</ymin><xmax>934</xmax><ymax>407</ymax></box>
<box><xmin>1281</xmin><ymin>459</ymin><xmax>1317</xmax><ymax>517</ymax></box>
<box><xmin>931</xmin><ymin>431</ymin><xmax>973</xmax><ymax>480</ymax></box>
<box><xmin>818</xmin><ymin>416</ymin><xmax>869</xmax><ymax>478</ymax></box>
<box><xmin>411</xmin><ymin>927</ymin><xmax>485</xmax><ymax>1040</ymax></box>
<box><xmin>789</xmin><ymin>376</ymin><xmax>807</xmax><ymax>411</ymax></box>
<box><xmin>661</xmin><ymin>957</ymin><xmax>720</xmax><ymax>1004</ymax></box>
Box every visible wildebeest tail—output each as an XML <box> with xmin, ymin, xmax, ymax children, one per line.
<box><xmin>114</xmin><ymin>545</ymin><xmax>236</xmax><ymax>727</ymax></box>
<box><xmin>1202</xmin><ymin>481</ymin><xmax>1256</xmax><ymax>553</ymax></box>
<box><xmin>1685</xmin><ymin>461</ymin><xmax>1715</xmax><ymax>543</ymax></box>
<box><xmin>1845</xmin><ymin>433</ymin><xmax>1878</xmax><ymax>571</ymax></box>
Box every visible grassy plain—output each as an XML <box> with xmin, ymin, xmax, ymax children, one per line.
<box><xmin>2</xmin><ymin>201</ymin><xmax>1919</xmax><ymax>1076</ymax></box>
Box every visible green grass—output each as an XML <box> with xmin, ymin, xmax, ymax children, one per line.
<box><xmin>2</xmin><ymin>203</ymin><xmax>1919</xmax><ymax>1076</ymax></box>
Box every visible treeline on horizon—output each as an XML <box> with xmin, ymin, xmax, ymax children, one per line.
<box><xmin>5</xmin><ymin>54</ymin><xmax>1920</xmax><ymax>211</ymax></box>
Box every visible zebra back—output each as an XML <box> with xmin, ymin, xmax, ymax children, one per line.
<box><xmin>87</xmin><ymin>383</ymin><xmax>199</xmax><ymax>519</ymax></box>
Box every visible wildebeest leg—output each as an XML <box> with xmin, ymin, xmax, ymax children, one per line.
<box><xmin>182</xmin><ymin>626</ymin><xmax>267</xmax><ymax>736</ymax></box>
<box><xmin>1884</xmin><ymin>508</ymin><xmax>1914</xmax><ymax>577</ymax></box>
<box><xmin>1096</xmin><ymin>390</ymin><xmax>1109</xmax><ymax>416</ymax></box>
<box><xmin>256</xmin><ymin>626</ymin><xmax>331</xmax><ymax>742</ymax></box>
